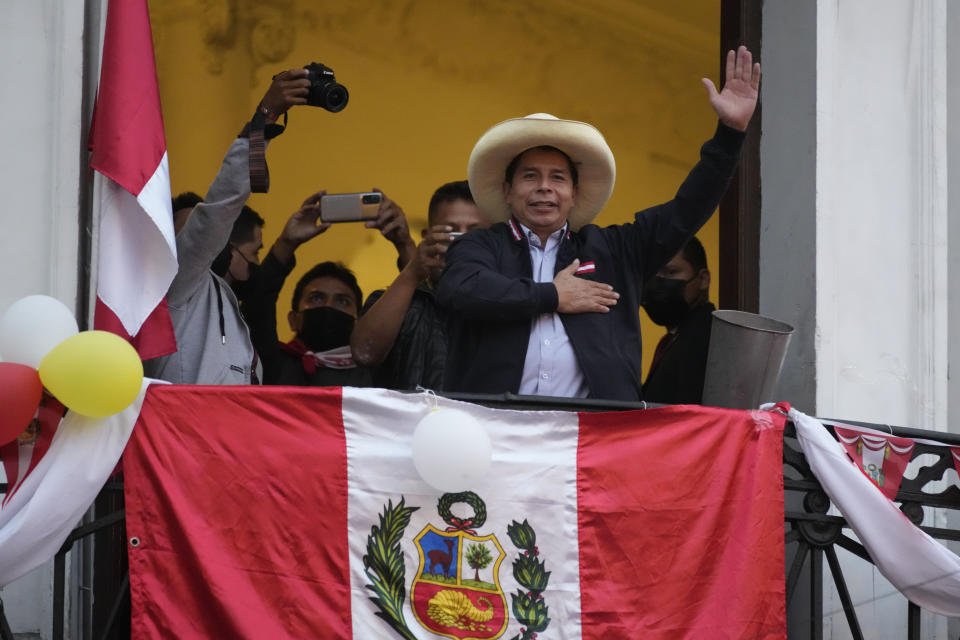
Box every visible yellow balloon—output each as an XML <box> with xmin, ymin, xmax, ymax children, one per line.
<box><xmin>38</xmin><ymin>330</ymin><xmax>143</xmax><ymax>417</ymax></box>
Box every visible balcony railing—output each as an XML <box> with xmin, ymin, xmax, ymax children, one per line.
<box><xmin>2</xmin><ymin>393</ymin><xmax>959</xmax><ymax>640</ymax></box>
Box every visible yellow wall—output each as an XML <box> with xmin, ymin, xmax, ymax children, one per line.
<box><xmin>150</xmin><ymin>0</ymin><xmax>719</xmax><ymax>381</ymax></box>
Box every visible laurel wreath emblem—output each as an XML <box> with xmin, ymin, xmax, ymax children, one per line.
<box><xmin>363</xmin><ymin>497</ymin><xmax>420</xmax><ymax>640</ymax></box>
<box><xmin>507</xmin><ymin>519</ymin><xmax>551</xmax><ymax>640</ymax></box>
<box><xmin>437</xmin><ymin>491</ymin><xmax>488</xmax><ymax>531</ymax></box>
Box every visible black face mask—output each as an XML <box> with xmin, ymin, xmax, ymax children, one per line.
<box><xmin>227</xmin><ymin>246</ymin><xmax>260</xmax><ymax>301</ymax></box>
<box><xmin>297</xmin><ymin>306</ymin><xmax>355</xmax><ymax>352</ymax></box>
<box><xmin>229</xmin><ymin>264</ymin><xmax>260</xmax><ymax>304</ymax></box>
<box><xmin>211</xmin><ymin>244</ymin><xmax>232</xmax><ymax>278</ymax></box>
<box><xmin>641</xmin><ymin>276</ymin><xmax>693</xmax><ymax>327</ymax></box>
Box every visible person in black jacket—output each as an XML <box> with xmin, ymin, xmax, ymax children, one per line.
<box><xmin>244</xmin><ymin>190</ymin><xmax>412</xmax><ymax>387</ymax></box>
<box><xmin>641</xmin><ymin>236</ymin><xmax>715</xmax><ymax>404</ymax></box>
<box><xmin>351</xmin><ymin>180</ymin><xmax>488</xmax><ymax>390</ymax></box>
<box><xmin>436</xmin><ymin>46</ymin><xmax>760</xmax><ymax>401</ymax></box>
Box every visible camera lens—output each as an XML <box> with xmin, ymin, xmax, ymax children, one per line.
<box><xmin>323</xmin><ymin>84</ymin><xmax>349</xmax><ymax>112</ymax></box>
<box><xmin>362</xmin><ymin>194</ymin><xmax>381</xmax><ymax>205</ymax></box>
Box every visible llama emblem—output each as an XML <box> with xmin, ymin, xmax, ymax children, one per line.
<box><xmin>411</xmin><ymin>492</ymin><xmax>508</xmax><ymax>639</ymax></box>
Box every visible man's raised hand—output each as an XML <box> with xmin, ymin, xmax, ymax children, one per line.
<box><xmin>281</xmin><ymin>191</ymin><xmax>331</xmax><ymax>247</ymax></box>
<box><xmin>701</xmin><ymin>45</ymin><xmax>761</xmax><ymax>132</ymax></box>
<box><xmin>554</xmin><ymin>259</ymin><xmax>620</xmax><ymax>314</ymax></box>
<box><xmin>366</xmin><ymin>189</ymin><xmax>416</xmax><ymax>268</ymax></box>
<box><xmin>270</xmin><ymin>191</ymin><xmax>332</xmax><ymax>265</ymax></box>
<box><xmin>260</xmin><ymin>68</ymin><xmax>310</xmax><ymax>122</ymax></box>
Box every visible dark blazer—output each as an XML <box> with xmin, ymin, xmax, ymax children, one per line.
<box><xmin>436</xmin><ymin>122</ymin><xmax>743</xmax><ymax>402</ymax></box>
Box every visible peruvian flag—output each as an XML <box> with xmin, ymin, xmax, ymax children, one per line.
<box><xmin>833</xmin><ymin>425</ymin><xmax>915</xmax><ymax>500</ymax></box>
<box><xmin>119</xmin><ymin>387</ymin><xmax>787</xmax><ymax>639</ymax></box>
<box><xmin>89</xmin><ymin>0</ymin><xmax>177</xmax><ymax>359</ymax></box>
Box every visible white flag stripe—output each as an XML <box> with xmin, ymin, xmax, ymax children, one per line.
<box><xmin>0</xmin><ymin>380</ymin><xmax>151</xmax><ymax>586</ymax></box>
<box><xmin>343</xmin><ymin>387</ymin><xmax>583</xmax><ymax>639</ymax></box>
<box><xmin>793</xmin><ymin>407</ymin><xmax>960</xmax><ymax>616</ymax></box>
<box><xmin>136</xmin><ymin>152</ymin><xmax>177</xmax><ymax>257</ymax></box>
<box><xmin>97</xmin><ymin>153</ymin><xmax>177</xmax><ymax>336</ymax></box>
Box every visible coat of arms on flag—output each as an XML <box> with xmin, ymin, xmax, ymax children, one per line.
<box><xmin>363</xmin><ymin>491</ymin><xmax>551</xmax><ymax>640</ymax></box>
<box><xmin>410</xmin><ymin>495</ymin><xmax>507</xmax><ymax>638</ymax></box>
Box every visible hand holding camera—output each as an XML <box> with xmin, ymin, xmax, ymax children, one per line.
<box><xmin>408</xmin><ymin>225</ymin><xmax>458</xmax><ymax>283</ymax></box>
<box><xmin>259</xmin><ymin>61</ymin><xmax>349</xmax><ymax>121</ymax></box>
<box><xmin>259</xmin><ymin>69</ymin><xmax>310</xmax><ymax>122</ymax></box>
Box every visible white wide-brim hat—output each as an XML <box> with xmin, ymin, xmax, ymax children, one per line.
<box><xmin>467</xmin><ymin>113</ymin><xmax>616</xmax><ymax>231</ymax></box>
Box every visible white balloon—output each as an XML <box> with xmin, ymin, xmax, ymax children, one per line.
<box><xmin>412</xmin><ymin>408</ymin><xmax>492</xmax><ymax>492</ymax></box>
<box><xmin>0</xmin><ymin>295</ymin><xmax>79</xmax><ymax>368</ymax></box>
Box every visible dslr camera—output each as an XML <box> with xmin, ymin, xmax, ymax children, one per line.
<box><xmin>303</xmin><ymin>62</ymin><xmax>349</xmax><ymax>113</ymax></box>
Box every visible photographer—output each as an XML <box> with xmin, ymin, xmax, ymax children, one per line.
<box><xmin>244</xmin><ymin>190</ymin><xmax>413</xmax><ymax>386</ymax></box>
<box><xmin>351</xmin><ymin>180</ymin><xmax>487</xmax><ymax>390</ymax></box>
<box><xmin>144</xmin><ymin>69</ymin><xmax>310</xmax><ymax>385</ymax></box>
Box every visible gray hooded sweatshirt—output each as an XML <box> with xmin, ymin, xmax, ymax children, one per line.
<box><xmin>144</xmin><ymin>138</ymin><xmax>262</xmax><ymax>385</ymax></box>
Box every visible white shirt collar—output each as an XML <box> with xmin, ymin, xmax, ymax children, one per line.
<box><xmin>516</xmin><ymin>221</ymin><xmax>568</xmax><ymax>249</ymax></box>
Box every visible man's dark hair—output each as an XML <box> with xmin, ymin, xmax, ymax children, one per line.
<box><xmin>210</xmin><ymin>206</ymin><xmax>266</xmax><ymax>277</ymax></box>
<box><xmin>230</xmin><ymin>206</ymin><xmax>265</xmax><ymax>244</ymax></box>
<box><xmin>504</xmin><ymin>146</ymin><xmax>579</xmax><ymax>186</ymax></box>
<box><xmin>427</xmin><ymin>180</ymin><xmax>475</xmax><ymax>226</ymax></box>
<box><xmin>171</xmin><ymin>191</ymin><xmax>203</xmax><ymax>212</ymax></box>
<box><xmin>680</xmin><ymin>236</ymin><xmax>708</xmax><ymax>272</ymax></box>
<box><xmin>291</xmin><ymin>261</ymin><xmax>363</xmax><ymax>314</ymax></box>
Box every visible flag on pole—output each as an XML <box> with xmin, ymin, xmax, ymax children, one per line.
<box><xmin>89</xmin><ymin>0</ymin><xmax>177</xmax><ymax>360</ymax></box>
<box><xmin>122</xmin><ymin>387</ymin><xmax>788</xmax><ymax>639</ymax></box>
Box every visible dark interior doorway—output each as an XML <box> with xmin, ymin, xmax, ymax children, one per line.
<box><xmin>719</xmin><ymin>0</ymin><xmax>762</xmax><ymax>312</ymax></box>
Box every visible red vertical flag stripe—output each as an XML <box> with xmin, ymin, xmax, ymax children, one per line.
<box><xmin>89</xmin><ymin>0</ymin><xmax>165</xmax><ymax>192</ymax></box>
<box><xmin>123</xmin><ymin>386</ymin><xmax>352</xmax><ymax>638</ymax></box>
<box><xmin>577</xmin><ymin>406</ymin><xmax>786</xmax><ymax>639</ymax></box>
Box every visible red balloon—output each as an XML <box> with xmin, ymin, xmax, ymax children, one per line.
<box><xmin>0</xmin><ymin>362</ymin><xmax>43</xmax><ymax>446</ymax></box>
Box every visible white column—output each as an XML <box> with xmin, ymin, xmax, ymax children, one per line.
<box><xmin>946</xmin><ymin>1</ymin><xmax>960</xmax><ymax>638</ymax></box>
<box><xmin>815</xmin><ymin>0</ymin><xmax>947</xmax><ymax>432</ymax></box>
<box><xmin>764</xmin><ymin>1</ymin><xmax>952</xmax><ymax>637</ymax></box>
<box><xmin>0</xmin><ymin>1</ymin><xmax>84</xmax><ymax>312</ymax></box>
<box><xmin>816</xmin><ymin>2</ymin><xmax>949</xmax><ymax>637</ymax></box>
<box><xmin>0</xmin><ymin>1</ymin><xmax>88</xmax><ymax>638</ymax></box>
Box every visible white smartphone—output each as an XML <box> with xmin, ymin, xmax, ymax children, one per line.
<box><xmin>320</xmin><ymin>192</ymin><xmax>382</xmax><ymax>222</ymax></box>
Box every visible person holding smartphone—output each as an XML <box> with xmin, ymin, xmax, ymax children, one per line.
<box><xmin>243</xmin><ymin>189</ymin><xmax>413</xmax><ymax>386</ymax></box>
<box><xmin>351</xmin><ymin>180</ymin><xmax>488</xmax><ymax>390</ymax></box>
